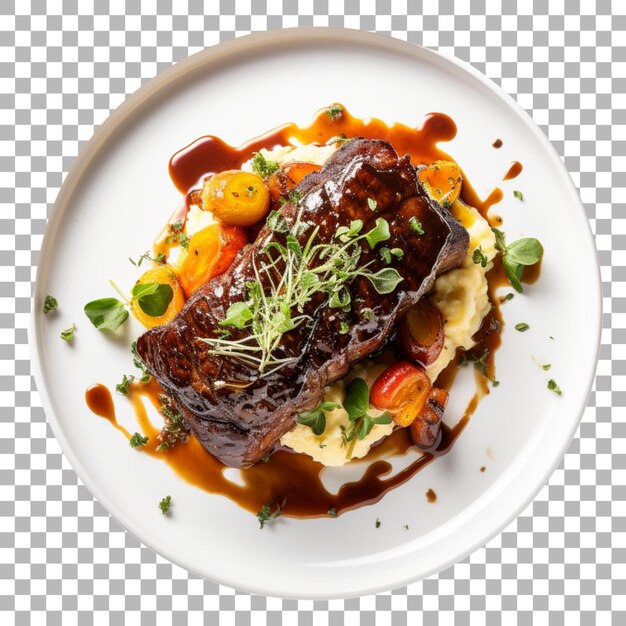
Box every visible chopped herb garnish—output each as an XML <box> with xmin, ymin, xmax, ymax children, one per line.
<box><xmin>84</xmin><ymin>297</ymin><xmax>129</xmax><ymax>331</ymax></box>
<box><xmin>200</xmin><ymin>213</ymin><xmax>402</xmax><ymax>374</ymax></box>
<box><xmin>156</xmin><ymin>442</ymin><xmax>169</xmax><ymax>452</ymax></box>
<box><xmin>178</xmin><ymin>232</ymin><xmax>189</xmax><ymax>249</ymax></box>
<box><xmin>547</xmin><ymin>379</ymin><xmax>562</xmax><ymax>395</ymax></box>
<box><xmin>515</xmin><ymin>322</ymin><xmax>529</xmax><ymax>332</ymax></box>
<box><xmin>342</xmin><ymin>378</ymin><xmax>392</xmax><ymax>459</ymax></box>
<box><xmin>170</xmin><ymin>220</ymin><xmax>183</xmax><ymax>233</ymax></box>
<box><xmin>442</xmin><ymin>199</ymin><xmax>452</xmax><ymax>209</ymax></box>
<box><xmin>329</xmin><ymin>133</ymin><xmax>349</xmax><ymax>146</ymax></box>
<box><xmin>513</xmin><ymin>190</ymin><xmax>524</xmax><ymax>201</ymax></box>
<box><xmin>296</xmin><ymin>401</ymin><xmax>341</xmax><ymax>436</ymax></box>
<box><xmin>472</xmin><ymin>247</ymin><xmax>488</xmax><ymax>268</ymax></box>
<box><xmin>362</xmin><ymin>308</ymin><xmax>376</xmax><ymax>322</ymax></box>
<box><xmin>60</xmin><ymin>323</ymin><xmax>76</xmax><ymax>342</ymax></box>
<box><xmin>130</xmin><ymin>251</ymin><xmax>166</xmax><ymax>267</ymax></box>
<box><xmin>159</xmin><ymin>395</ymin><xmax>188</xmax><ymax>446</ymax></box>
<box><xmin>116</xmin><ymin>374</ymin><xmax>134</xmax><ymax>396</ymax></box>
<box><xmin>491</xmin><ymin>227</ymin><xmax>543</xmax><ymax>293</ymax></box>
<box><xmin>375</xmin><ymin>518</ymin><xmax>381</xmax><ymax>528</ymax></box>
<box><xmin>409</xmin><ymin>216</ymin><xmax>425</xmax><ymax>235</ymax></box>
<box><xmin>367</xmin><ymin>197</ymin><xmax>377</xmax><ymax>212</ymax></box>
<box><xmin>43</xmin><ymin>295</ymin><xmax>58</xmax><ymax>315</ymax></box>
<box><xmin>261</xmin><ymin>453</ymin><xmax>270</xmax><ymax>463</ymax></box>
<box><xmin>502</xmin><ymin>293</ymin><xmax>515</xmax><ymax>302</ymax></box>
<box><xmin>256</xmin><ymin>502</ymin><xmax>283</xmax><ymax>529</ymax></box>
<box><xmin>131</xmin><ymin>341</ymin><xmax>151</xmax><ymax>382</ymax></box>
<box><xmin>460</xmin><ymin>350</ymin><xmax>499</xmax><ymax>386</ymax></box>
<box><xmin>325</xmin><ymin>105</ymin><xmax>343</xmax><ymax>120</ymax></box>
<box><xmin>328</xmin><ymin>508</ymin><xmax>337</xmax><ymax>517</ymax></box>
<box><xmin>542</xmin><ymin>364</ymin><xmax>551</xmax><ymax>371</ymax></box>
<box><xmin>403</xmin><ymin>524</ymin><xmax>409</xmax><ymax>530</ymax></box>
<box><xmin>266</xmin><ymin>210</ymin><xmax>288</xmax><ymax>233</ymax></box>
<box><xmin>251</xmin><ymin>152</ymin><xmax>280</xmax><ymax>179</ymax></box>
<box><xmin>246</xmin><ymin>185</ymin><xmax>257</xmax><ymax>198</ymax></box>
<box><xmin>339</xmin><ymin>321</ymin><xmax>350</xmax><ymax>335</ymax></box>
<box><xmin>158</xmin><ymin>495</ymin><xmax>171</xmax><ymax>515</ymax></box>
<box><xmin>129</xmin><ymin>432</ymin><xmax>149</xmax><ymax>448</ymax></box>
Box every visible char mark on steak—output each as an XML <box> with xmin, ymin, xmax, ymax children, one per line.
<box><xmin>136</xmin><ymin>138</ymin><xmax>469</xmax><ymax>467</ymax></box>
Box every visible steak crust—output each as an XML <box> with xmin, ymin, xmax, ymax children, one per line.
<box><xmin>137</xmin><ymin>139</ymin><xmax>469</xmax><ymax>467</ymax></box>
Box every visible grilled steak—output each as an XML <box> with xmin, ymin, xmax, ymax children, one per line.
<box><xmin>137</xmin><ymin>138</ymin><xmax>469</xmax><ymax>467</ymax></box>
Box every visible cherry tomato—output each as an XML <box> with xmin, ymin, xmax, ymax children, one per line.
<box><xmin>178</xmin><ymin>223</ymin><xmax>247</xmax><ymax>297</ymax></box>
<box><xmin>370</xmin><ymin>361</ymin><xmax>432</xmax><ymax>427</ymax></box>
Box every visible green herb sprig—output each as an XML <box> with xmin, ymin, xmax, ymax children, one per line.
<box><xmin>341</xmin><ymin>378</ymin><xmax>392</xmax><ymax>459</ymax></box>
<box><xmin>472</xmin><ymin>247</ymin><xmax>488</xmax><ymax>268</ymax></box>
<box><xmin>251</xmin><ymin>152</ymin><xmax>280</xmax><ymax>179</ymax></box>
<box><xmin>129</xmin><ymin>432</ymin><xmax>148</xmax><ymax>448</ymax></box>
<box><xmin>199</xmin><ymin>211</ymin><xmax>403</xmax><ymax>375</ymax></box>
<box><xmin>326</xmin><ymin>105</ymin><xmax>343</xmax><ymax>120</ymax></box>
<box><xmin>256</xmin><ymin>502</ymin><xmax>284</xmax><ymax>529</ymax></box>
<box><xmin>159</xmin><ymin>495</ymin><xmax>171</xmax><ymax>515</ymax></box>
<box><xmin>491</xmin><ymin>228</ymin><xmax>543</xmax><ymax>293</ymax></box>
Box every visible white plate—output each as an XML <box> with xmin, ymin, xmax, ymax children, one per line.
<box><xmin>30</xmin><ymin>29</ymin><xmax>601</xmax><ymax>598</ymax></box>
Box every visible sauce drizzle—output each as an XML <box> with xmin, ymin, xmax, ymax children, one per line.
<box><xmin>503</xmin><ymin>161</ymin><xmax>523</xmax><ymax>180</ymax></box>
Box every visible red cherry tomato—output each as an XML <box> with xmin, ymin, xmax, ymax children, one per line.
<box><xmin>370</xmin><ymin>361</ymin><xmax>432</xmax><ymax>427</ymax></box>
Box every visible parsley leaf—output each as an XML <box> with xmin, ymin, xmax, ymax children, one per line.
<box><xmin>472</xmin><ymin>247</ymin><xmax>488</xmax><ymax>268</ymax></box>
<box><xmin>513</xmin><ymin>190</ymin><xmax>524</xmax><ymax>201</ymax></box>
<box><xmin>251</xmin><ymin>152</ymin><xmax>280</xmax><ymax>179</ymax></box>
<box><xmin>43</xmin><ymin>295</ymin><xmax>58</xmax><ymax>315</ymax></box>
<box><xmin>129</xmin><ymin>432</ymin><xmax>148</xmax><ymax>448</ymax></box>
<box><xmin>547</xmin><ymin>379</ymin><xmax>562</xmax><ymax>395</ymax></box>
<box><xmin>325</xmin><ymin>105</ymin><xmax>343</xmax><ymax>120</ymax></box>
<box><xmin>159</xmin><ymin>495</ymin><xmax>171</xmax><ymax>515</ymax></box>
<box><xmin>60</xmin><ymin>323</ymin><xmax>76</xmax><ymax>342</ymax></box>
<box><xmin>116</xmin><ymin>374</ymin><xmax>134</xmax><ymax>396</ymax></box>
<box><xmin>409</xmin><ymin>217</ymin><xmax>425</xmax><ymax>235</ymax></box>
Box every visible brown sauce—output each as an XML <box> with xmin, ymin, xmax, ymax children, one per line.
<box><xmin>492</xmin><ymin>139</ymin><xmax>503</xmax><ymax>149</ymax></box>
<box><xmin>87</xmin><ymin>105</ymin><xmax>541</xmax><ymax>518</ymax></box>
<box><xmin>480</xmin><ymin>466</ymin><xmax>486</xmax><ymax>473</ymax></box>
<box><xmin>503</xmin><ymin>161</ymin><xmax>523</xmax><ymax>180</ymax></box>
<box><xmin>426</xmin><ymin>488</ymin><xmax>437</xmax><ymax>503</ymax></box>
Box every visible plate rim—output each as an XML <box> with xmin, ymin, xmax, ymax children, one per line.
<box><xmin>29</xmin><ymin>27</ymin><xmax>602</xmax><ymax>599</ymax></box>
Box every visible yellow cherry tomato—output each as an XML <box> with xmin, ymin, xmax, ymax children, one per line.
<box><xmin>202</xmin><ymin>170</ymin><xmax>270</xmax><ymax>226</ymax></box>
<box><xmin>130</xmin><ymin>266</ymin><xmax>185</xmax><ymax>329</ymax></box>
<box><xmin>418</xmin><ymin>160</ymin><xmax>462</xmax><ymax>206</ymax></box>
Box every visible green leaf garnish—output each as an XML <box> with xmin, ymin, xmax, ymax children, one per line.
<box><xmin>459</xmin><ymin>350</ymin><xmax>499</xmax><ymax>386</ymax></box>
<box><xmin>547</xmin><ymin>379</ymin><xmax>562</xmax><ymax>395</ymax></box>
<box><xmin>409</xmin><ymin>217</ymin><xmax>425</xmax><ymax>235</ymax></box>
<box><xmin>542</xmin><ymin>364</ymin><xmax>551</xmax><ymax>371</ymax></box>
<box><xmin>60</xmin><ymin>323</ymin><xmax>76</xmax><ymax>342</ymax></box>
<box><xmin>513</xmin><ymin>190</ymin><xmax>524</xmax><ymax>201</ymax></box>
<box><xmin>366</xmin><ymin>268</ymin><xmax>403</xmax><ymax>294</ymax></box>
<box><xmin>251</xmin><ymin>152</ymin><xmax>280</xmax><ymax>179</ymax></box>
<box><xmin>130</xmin><ymin>251</ymin><xmax>166</xmax><ymax>267</ymax></box>
<box><xmin>84</xmin><ymin>298</ymin><xmax>129</xmax><ymax>331</ymax></box>
<box><xmin>131</xmin><ymin>341</ymin><xmax>151</xmax><ymax>382</ymax></box>
<box><xmin>491</xmin><ymin>228</ymin><xmax>543</xmax><ymax>293</ymax></box>
<box><xmin>339</xmin><ymin>321</ymin><xmax>350</xmax><ymax>334</ymax></box>
<box><xmin>328</xmin><ymin>508</ymin><xmax>337</xmax><ymax>516</ymax></box>
<box><xmin>43</xmin><ymin>295</ymin><xmax>58</xmax><ymax>315</ymax></box>
<box><xmin>131</xmin><ymin>283</ymin><xmax>174</xmax><ymax>317</ymax></box>
<box><xmin>342</xmin><ymin>378</ymin><xmax>392</xmax><ymax>459</ymax></box>
<box><xmin>515</xmin><ymin>322</ymin><xmax>529</xmax><ymax>332</ymax></box>
<box><xmin>296</xmin><ymin>401</ymin><xmax>340</xmax><ymax>436</ymax></box>
<box><xmin>267</xmin><ymin>210</ymin><xmax>288</xmax><ymax>233</ymax></box>
<box><xmin>129</xmin><ymin>432</ymin><xmax>148</xmax><ymax>448</ymax></box>
<box><xmin>364</xmin><ymin>218</ymin><xmax>391</xmax><ymax>249</ymax></box>
<box><xmin>367</xmin><ymin>197</ymin><xmax>377</xmax><ymax>212</ymax></box>
<box><xmin>159</xmin><ymin>495</ymin><xmax>171</xmax><ymax>515</ymax></box>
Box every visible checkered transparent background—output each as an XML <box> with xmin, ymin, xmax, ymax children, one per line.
<box><xmin>1</xmin><ymin>1</ymin><xmax>624</xmax><ymax>624</ymax></box>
